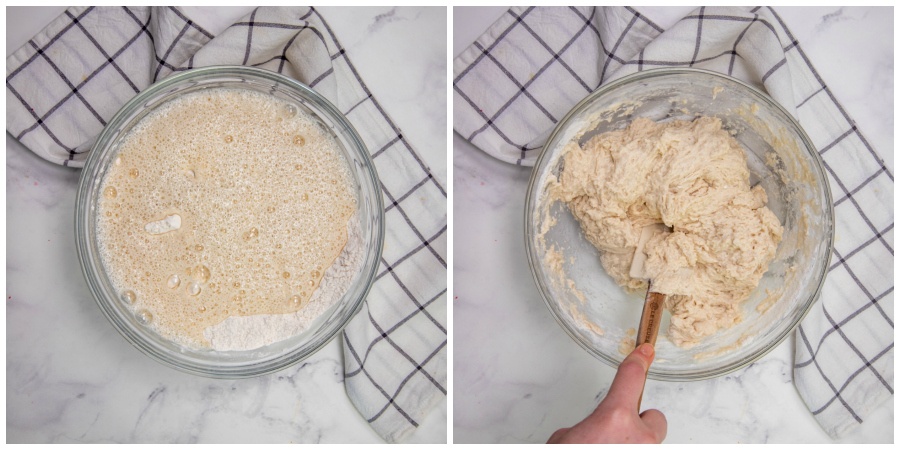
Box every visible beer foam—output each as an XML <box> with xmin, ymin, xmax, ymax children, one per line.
<box><xmin>97</xmin><ymin>87</ymin><xmax>358</xmax><ymax>349</ymax></box>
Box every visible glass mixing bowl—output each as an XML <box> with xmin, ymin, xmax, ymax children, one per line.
<box><xmin>75</xmin><ymin>66</ymin><xmax>384</xmax><ymax>378</ymax></box>
<box><xmin>525</xmin><ymin>68</ymin><xmax>833</xmax><ymax>381</ymax></box>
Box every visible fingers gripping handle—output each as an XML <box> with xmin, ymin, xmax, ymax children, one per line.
<box><xmin>634</xmin><ymin>290</ymin><xmax>665</xmax><ymax>410</ymax></box>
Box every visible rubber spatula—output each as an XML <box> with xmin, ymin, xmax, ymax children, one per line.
<box><xmin>628</xmin><ymin>222</ymin><xmax>670</xmax><ymax>409</ymax></box>
<box><xmin>629</xmin><ymin>222</ymin><xmax>670</xmax><ymax>349</ymax></box>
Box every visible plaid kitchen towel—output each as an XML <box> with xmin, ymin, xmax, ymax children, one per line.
<box><xmin>454</xmin><ymin>6</ymin><xmax>892</xmax><ymax>439</ymax></box>
<box><xmin>7</xmin><ymin>6</ymin><xmax>447</xmax><ymax>443</ymax></box>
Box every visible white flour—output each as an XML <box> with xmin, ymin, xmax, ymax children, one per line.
<box><xmin>203</xmin><ymin>218</ymin><xmax>364</xmax><ymax>351</ymax></box>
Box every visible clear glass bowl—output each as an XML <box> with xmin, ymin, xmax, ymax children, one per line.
<box><xmin>75</xmin><ymin>66</ymin><xmax>384</xmax><ymax>378</ymax></box>
<box><xmin>525</xmin><ymin>68</ymin><xmax>834</xmax><ymax>381</ymax></box>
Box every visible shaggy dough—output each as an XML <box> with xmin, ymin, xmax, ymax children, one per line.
<box><xmin>551</xmin><ymin>117</ymin><xmax>783</xmax><ymax>347</ymax></box>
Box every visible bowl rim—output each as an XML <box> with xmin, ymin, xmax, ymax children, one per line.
<box><xmin>524</xmin><ymin>67</ymin><xmax>835</xmax><ymax>381</ymax></box>
<box><xmin>74</xmin><ymin>65</ymin><xmax>385</xmax><ymax>378</ymax></box>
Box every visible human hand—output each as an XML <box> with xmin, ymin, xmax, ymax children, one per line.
<box><xmin>547</xmin><ymin>343</ymin><xmax>667</xmax><ymax>444</ymax></box>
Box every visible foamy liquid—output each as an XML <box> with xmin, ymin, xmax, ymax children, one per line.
<box><xmin>97</xmin><ymin>87</ymin><xmax>357</xmax><ymax>349</ymax></box>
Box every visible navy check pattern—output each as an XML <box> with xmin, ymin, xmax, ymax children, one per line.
<box><xmin>7</xmin><ymin>6</ymin><xmax>211</xmax><ymax>166</ymax></box>
<box><xmin>7</xmin><ymin>6</ymin><xmax>446</xmax><ymax>443</ymax></box>
<box><xmin>453</xmin><ymin>6</ymin><xmax>892</xmax><ymax>438</ymax></box>
<box><xmin>453</xmin><ymin>6</ymin><xmax>660</xmax><ymax>165</ymax></box>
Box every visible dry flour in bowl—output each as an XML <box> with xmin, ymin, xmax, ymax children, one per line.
<box><xmin>203</xmin><ymin>220</ymin><xmax>363</xmax><ymax>351</ymax></box>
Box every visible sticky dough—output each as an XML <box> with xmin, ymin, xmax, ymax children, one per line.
<box><xmin>551</xmin><ymin>117</ymin><xmax>783</xmax><ymax>347</ymax></box>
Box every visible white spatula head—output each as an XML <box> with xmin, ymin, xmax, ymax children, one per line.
<box><xmin>629</xmin><ymin>222</ymin><xmax>670</xmax><ymax>280</ymax></box>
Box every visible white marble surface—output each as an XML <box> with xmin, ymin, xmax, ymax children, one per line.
<box><xmin>6</xmin><ymin>6</ymin><xmax>446</xmax><ymax>444</ymax></box>
<box><xmin>453</xmin><ymin>6</ymin><xmax>893</xmax><ymax>444</ymax></box>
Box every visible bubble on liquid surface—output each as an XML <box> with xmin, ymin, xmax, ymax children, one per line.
<box><xmin>128</xmin><ymin>168</ymin><xmax>139</xmax><ymax>179</ymax></box>
<box><xmin>188</xmin><ymin>282</ymin><xmax>201</xmax><ymax>296</ymax></box>
<box><xmin>285</xmin><ymin>104</ymin><xmax>297</xmax><ymax>117</ymax></box>
<box><xmin>167</xmin><ymin>274</ymin><xmax>181</xmax><ymax>289</ymax></box>
<box><xmin>104</xmin><ymin>186</ymin><xmax>117</xmax><ymax>198</ymax></box>
<box><xmin>290</xmin><ymin>295</ymin><xmax>305</xmax><ymax>308</ymax></box>
<box><xmin>136</xmin><ymin>309</ymin><xmax>153</xmax><ymax>325</ymax></box>
<box><xmin>195</xmin><ymin>265</ymin><xmax>211</xmax><ymax>283</ymax></box>
<box><xmin>121</xmin><ymin>290</ymin><xmax>136</xmax><ymax>304</ymax></box>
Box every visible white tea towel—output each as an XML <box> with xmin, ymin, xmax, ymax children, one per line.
<box><xmin>7</xmin><ymin>6</ymin><xmax>446</xmax><ymax>443</ymax></box>
<box><xmin>454</xmin><ymin>6</ymin><xmax>892</xmax><ymax>438</ymax></box>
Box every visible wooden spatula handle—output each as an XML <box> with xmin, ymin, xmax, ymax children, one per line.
<box><xmin>634</xmin><ymin>290</ymin><xmax>665</xmax><ymax>411</ymax></box>
<box><xmin>636</xmin><ymin>291</ymin><xmax>666</xmax><ymax>347</ymax></box>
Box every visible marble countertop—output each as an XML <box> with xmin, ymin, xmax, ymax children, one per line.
<box><xmin>6</xmin><ymin>6</ymin><xmax>446</xmax><ymax>444</ymax></box>
<box><xmin>452</xmin><ymin>6</ymin><xmax>892</xmax><ymax>444</ymax></box>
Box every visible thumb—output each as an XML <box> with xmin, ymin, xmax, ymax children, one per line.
<box><xmin>601</xmin><ymin>343</ymin><xmax>654</xmax><ymax>411</ymax></box>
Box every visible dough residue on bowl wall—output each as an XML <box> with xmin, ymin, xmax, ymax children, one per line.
<box><xmin>528</xmin><ymin>71</ymin><xmax>833</xmax><ymax>376</ymax></box>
